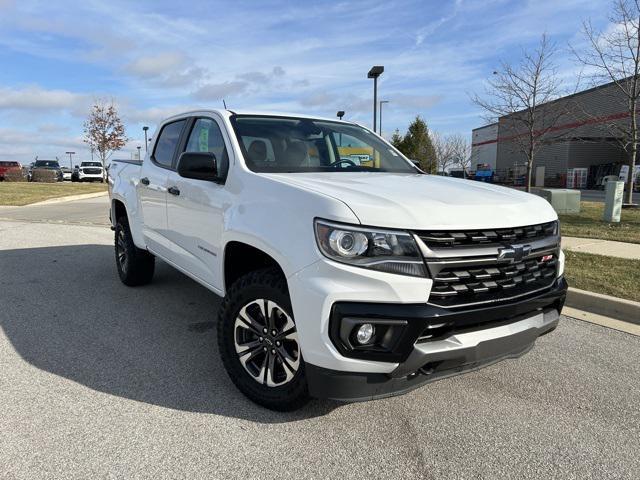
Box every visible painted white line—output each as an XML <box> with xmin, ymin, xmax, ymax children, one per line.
<box><xmin>563</xmin><ymin>306</ymin><xmax>640</xmax><ymax>336</ymax></box>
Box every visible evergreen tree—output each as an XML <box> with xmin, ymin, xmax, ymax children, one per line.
<box><xmin>390</xmin><ymin>129</ymin><xmax>404</xmax><ymax>150</ymax></box>
<box><xmin>394</xmin><ymin>116</ymin><xmax>437</xmax><ymax>173</ymax></box>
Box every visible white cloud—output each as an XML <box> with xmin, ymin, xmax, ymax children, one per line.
<box><xmin>192</xmin><ymin>81</ymin><xmax>249</xmax><ymax>101</ymax></box>
<box><xmin>0</xmin><ymin>85</ymin><xmax>89</xmax><ymax>111</ymax></box>
<box><xmin>124</xmin><ymin>52</ymin><xmax>187</xmax><ymax>77</ymax></box>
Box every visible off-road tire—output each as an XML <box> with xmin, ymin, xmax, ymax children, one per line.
<box><xmin>217</xmin><ymin>268</ymin><xmax>309</xmax><ymax>411</ymax></box>
<box><xmin>115</xmin><ymin>215</ymin><xmax>155</xmax><ymax>286</ymax></box>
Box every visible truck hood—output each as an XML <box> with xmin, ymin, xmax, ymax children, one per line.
<box><xmin>262</xmin><ymin>172</ymin><xmax>557</xmax><ymax>230</ymax></box>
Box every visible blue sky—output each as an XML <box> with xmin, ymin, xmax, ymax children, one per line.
<box><xmin>0</xmin><ymin>0</ymin><xmax>610</xmax><ymax>164</ymax></box>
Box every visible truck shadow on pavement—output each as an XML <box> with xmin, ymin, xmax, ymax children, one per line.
<box><xmin>1</xmin><ymin>244</ymin><xmax>339</xmax><ymax>423</ymax></box>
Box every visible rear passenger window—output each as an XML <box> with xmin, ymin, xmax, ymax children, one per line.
<box><xmin>153</xmin><ymin>120</ymin><xmax>186</xmax><ymax>168</ymax></box>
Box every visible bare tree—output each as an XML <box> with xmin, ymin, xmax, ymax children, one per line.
<box><xmin>573</xmin><ymin>0</ymin><xmax>640</xmax><ymax>204</ymax></box>
<box><xmin>450</xmin><ymin>134</ymin><xmax>472</xmax><ymax>176</ymax></box>
<box><xmin>432</xmin><ymin>132</ymin><xmax>455</xmax><ymax>173</ymax></box>
<box><xmin>472</xmin><ymin>34</ymin><xmax>569</xmax><ymax>192</ymax></box>
<box><xmin>83</xmin><ymin>99</ymin><xmax>128</xmax><ymax>170</ymax></box>
<box><xmin>433</xmin><ymin>132</ymin><xmax>470</xmax><ymax>174</ymax></box>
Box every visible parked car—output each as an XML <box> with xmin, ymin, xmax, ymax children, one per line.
<box><xmin>73</xmin><ymin>161</ymin><xmax>104</xmax><ymax>182</ymax></box>
<box><xmin>28</xmin><ymin>159</ymin><xmax>63</xmax><ymax>182</ymax></box>
<box><xmin>109</xmin><ymin>110</ymin><xmax>567</xmax><ymax>411</ymax></box>
<box><xmin>60</xmin><ymin>166</ymin><xmax>73</xmax><ymax>181</ymax></box>
<box><xmin>0</xmin><ymin>161</ymin><xmax>22</xmax><ymax>181</ymax></box>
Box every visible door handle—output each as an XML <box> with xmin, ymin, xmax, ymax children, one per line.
<box><xmin>168</xmin><ymin>186</ymin><xmax>180</xmax><ymax>196</ymax></box>
<box><xmin>140</xmin><ymin>177</ymin><xmax>150</xmax><ymax>186</ymax></box>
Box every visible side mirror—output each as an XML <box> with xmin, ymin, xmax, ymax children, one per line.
<box><xmin>177</xmin><ymin>152</ymin><xmax>219</xmax><ymax>181</ymax></box>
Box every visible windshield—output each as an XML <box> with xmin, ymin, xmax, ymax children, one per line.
<box><xmin>81</xmin><ymin>162</ymin><xmax>102</xmax><ymax>167</ymax></box>
<box><xmin>230</xmin><ymin>115</ymin><xmax>417</xmax><ymax>174</ymax></box>
<box><xmin>34</xmin><ymin>160</ymin><xmax>59</xmax><ymax>168</ymax></box>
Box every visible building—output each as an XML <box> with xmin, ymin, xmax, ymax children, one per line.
<box><xmin>471</xmin><ymin>78</ymin><xmax>640</xmax><ymax>188</ymax></box>
<box><xmin>471</xmin><ymin>123</ymin><xmax>498</xmax><ymax>170</ymax></box>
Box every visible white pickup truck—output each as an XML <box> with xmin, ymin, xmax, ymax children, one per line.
<box><xmin>108</xmin><ymin>110</ymin><xmax>567</xmax><ymax>411</ymax></box>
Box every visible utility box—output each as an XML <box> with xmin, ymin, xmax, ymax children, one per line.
<box><xmin>603</xmin><ymin>180</ymin><xmax>624</xmax><ymax>222</ymax></box>
<box><xmin>539</xmin><ymin>188</ymin><xmax>581</xmax><ymax>214</ymax></box>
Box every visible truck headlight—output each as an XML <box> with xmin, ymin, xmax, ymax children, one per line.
<box><xmin>314</xmin><ymin>219</ymin><xmax>427</xmax><ymax>277</ymax></box>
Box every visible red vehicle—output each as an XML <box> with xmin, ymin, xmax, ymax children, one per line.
<box><xmin>0</xmin><ymin>161</ymin><xmax>22</xmax><ymax>180</ymax></box>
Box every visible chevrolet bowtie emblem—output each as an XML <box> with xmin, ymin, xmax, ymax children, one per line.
<box><xmin>497</xmin><ymin>245</ymin><xmax>532</xmax><ymax>263</ymax></box>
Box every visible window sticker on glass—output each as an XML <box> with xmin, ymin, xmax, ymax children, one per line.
<box><xmin>199</xmin><ymin>129</ymin><xmax>209</xmax><ymax>152</ymax></box>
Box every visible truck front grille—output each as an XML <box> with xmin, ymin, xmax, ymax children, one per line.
<box><xmin>428</xmin><ymin>255</ymin><xmax>558</xmax><ymax>308</ymax></box>
<box><xmin>83</xmin><ymin>168</ymin><xmax>102</xmax><ymax>174</ymax></box>
<box><xmin>416</xmin><ymin>223</ymin><xmax>560</xmax><ymax>309</ymax></box>
<box><xmin>417</xmin><ymin>221</ymin><xmax>557</xmax><ymax>248</ymax></box>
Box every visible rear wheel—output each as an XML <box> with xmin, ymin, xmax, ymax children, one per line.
<box><xmin>114</xmin><ymin>216</ymin><xmax>155</xmax><ymax>286</ymax></box>
<box><xmin>217</xmin><ymin>268</ymin><xmax>309</xmax><ymax>411</ymax></box>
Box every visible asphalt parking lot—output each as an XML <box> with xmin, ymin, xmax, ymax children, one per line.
<box><xmin>1</xmin><ymin>200</ymin><xmax>639</xmax><ymax>479</ymax></box>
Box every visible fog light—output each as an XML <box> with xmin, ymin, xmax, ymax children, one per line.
<box><xmin>356</xmin><ymin>323</ymin><xmax>375</xmax><ymax>344</ymax></box>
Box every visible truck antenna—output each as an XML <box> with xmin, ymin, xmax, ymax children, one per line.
<box><xmin>223</xmin><ymin>99</ymin><xmax>227</xmax><ymax>109</ymax></box>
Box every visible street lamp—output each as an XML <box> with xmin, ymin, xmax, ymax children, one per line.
<box><xmin>379</xmin><ymin>100</ymin><xmax>389</xmax><ymax>137</ymax></box>
<box><xmin>367</xmin><ymin>65</ymin><xmax>384</xmax><ymax>133</ymax></box>
<box><xmin>143</xmin><ymin>126</ymin><xmax>149</xmax><ymax>152</ymax></box>
<box><xmin>65</xmin><ymin>151</ymin><xmax>75</xmax><ymax>170</ymax></box>
<box><xmin>136</xmin><ymin>146</ymin><xmax>142</xmax><ymax>160</ymax></box>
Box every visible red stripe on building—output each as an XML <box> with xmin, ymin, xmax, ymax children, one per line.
<box><xmin>471</xmin><ymin>109</ymin><xmax>632</xmax><ymax>147</ymax></box>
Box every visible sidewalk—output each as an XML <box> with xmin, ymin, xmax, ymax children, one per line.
<box><xmin>562</xmin><ymin>236</ymin><xmax>640</xmax><ymax>260</ymax></box>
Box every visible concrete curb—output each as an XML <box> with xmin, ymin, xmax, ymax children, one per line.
<box><xmin>28</xmin><ymin>191</ymin><xmax>108</xmax><ymax>206</ymax></box>
<box><xmin>566</xmin><ymin>287</ymin><xmax>640</xmax><ymax>325</ymax></box>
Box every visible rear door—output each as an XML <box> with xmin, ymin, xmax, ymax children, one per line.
<box><xmin>164</xmin><ymin>115</ymin><xmax>231</xmax><ymax>291</ymax></box>
<box><xmin>138</xmin><ymin>118</ymin><xmax>187</xmax><ymax>255</ymax></box>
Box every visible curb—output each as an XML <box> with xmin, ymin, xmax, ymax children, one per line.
<box><xmin>28</xmin><ymin>191</ymin><xmax>108</xmax><ymax>206</ymax></box>
<box><xmin>566</xmin><ymin>287</ymin><xmax>640</xmax><ymax>325</ymax></box>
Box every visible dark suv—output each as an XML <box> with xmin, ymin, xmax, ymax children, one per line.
<box><xmin>29</xmin><ymin>160</ymin><xmax>63</xmax><ymax>182</ymax></box>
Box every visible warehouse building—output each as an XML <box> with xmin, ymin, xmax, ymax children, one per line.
<box><xmin>470</xmin><ymin>123</ymin><xmax>498</xmax><ymax>170</ymax></box>
<box><xmin>471</xmin><ymin>79</ymin><xmax>639</xmax><ymax>189</ymax></box>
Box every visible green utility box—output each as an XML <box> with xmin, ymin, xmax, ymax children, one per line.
<box><xmin>539</xmin><ymin>189</ymin><xmax>581</xmax><ymax>214</ymax></box>
<box><xmin>603</xmin><ymin>180</ymin><xmax>624</xmax><ymax>222</ymax></box>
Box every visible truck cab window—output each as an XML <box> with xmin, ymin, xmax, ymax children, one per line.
<box><xmin>154</xmin><ymin>120</ymin><xmax>186</xmax><ymax>168</ymax></box>
<box><xmin>185</xmin><ymin>118</ymin><xmax>229</xmax><ymax>179</ymax></box>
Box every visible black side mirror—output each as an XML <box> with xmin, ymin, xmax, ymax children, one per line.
<box><xmin>177</xmin><ymin>152</ymin><xmax>219</xmax><ymax>181</ymax></box>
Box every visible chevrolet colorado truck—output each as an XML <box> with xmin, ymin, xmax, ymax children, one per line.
<box><xmin>108</xmin><ymin>110</ymin><xmax>567</xmax><ymax>411</ymax></box>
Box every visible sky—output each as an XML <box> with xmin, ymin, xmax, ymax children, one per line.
<box><xmin>0</xmin><ymin>0</ymin><xmax>612</xmax><ymax>165</ymax></box>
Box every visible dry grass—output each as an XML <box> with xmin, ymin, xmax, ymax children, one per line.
<box><xmin>0</xmin><ymin>182</ymin><xmax>107</xmax><ymax>206</ymax></box>
<box><xmin>564</xmin><ymin>250</ymin><xmax>640</xmax><ymax>302</ymax></box>
<box><xmin>559</xmin><ymin>201</ymin><xmax>640</xmax><ymax>244</ymax></box>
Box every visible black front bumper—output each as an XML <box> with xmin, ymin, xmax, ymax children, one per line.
<box><xmin>307</xmin><ymin>278</ymin><xmax>567</xmax><ymax>402</ymax></box>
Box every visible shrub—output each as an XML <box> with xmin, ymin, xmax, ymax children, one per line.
<box><xmin>32</xmin><ymin>169</ymin><xmax>58</xmax><ymax>183</ymax></box>
<box><xmin>3</xmin><ymin>170</ymin><xmax>27</xmax><ymax>182</ymax></box>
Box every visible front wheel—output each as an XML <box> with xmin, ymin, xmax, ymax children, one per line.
<box><xmin>217</xmin><ymin>268</ymin><xmax>309</xmax><ymax>411</ymax></box>
<box><xmin>114</xmin><ymin>216</ymin><xmax>155</xmax><ymax>286</ymax></box>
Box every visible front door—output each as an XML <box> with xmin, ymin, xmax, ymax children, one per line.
<box><xmin>138</xmin><ymin>119</ymin><xmax>186</xmax><ymax>254</ymax></box>
<box><xmin>165</xmin><ymin>116</ymin><xmax>231</xmax><ymax>291</ymax></box>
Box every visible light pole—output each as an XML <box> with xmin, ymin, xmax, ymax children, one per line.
<box><xmin>65</xmin><ymin>151</ymin><xmax>75</xmax><ymax>170</ymax></box>
<box><xmin>136</xmin><ymin>146</ymin><xmax>142</xmax><ymax>160</ymax></box>
<box><xmin>379</xmin><ymin>100</ymin><xmax>389</xmax><ymax>137</ymax></box>
<box><xmin>143</xmin><ymin>126</ymin><xmax>149</xmax><ymax>152</ymax></box>
<box><xmin>367</xmin><ymin>66</ymin><xmax>384</xmax><ymax>133</ymax></box>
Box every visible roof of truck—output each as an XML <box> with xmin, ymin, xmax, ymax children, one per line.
<box><xmin>162</xmin><ymin>109</ymin><xmax>355</xmax><ymax>125</ymax></box>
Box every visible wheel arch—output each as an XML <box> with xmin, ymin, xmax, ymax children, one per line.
<box><xmin>223</xmin><ymin>241</ymin><xmax>288</xmax><ymax>293</ymax></box>
<box><xmin>111</xmin><ymin>195</ymin><xmax>145</xmax><ymax>249</ymax></box>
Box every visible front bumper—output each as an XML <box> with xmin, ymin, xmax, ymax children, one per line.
<box><xmin>306</xmin><ymin>277</ymin><xmax>567</xmax><ymax>402</ymax></box>
<box><xmin>79</xmin><ymin>173</ymin><xmax>103</xmax><ymax>180</ymax></box>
